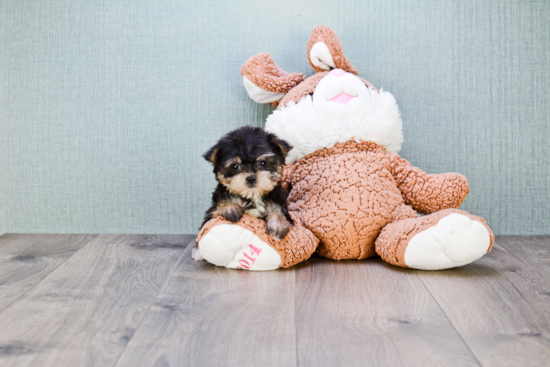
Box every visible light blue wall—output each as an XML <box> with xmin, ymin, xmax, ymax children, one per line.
<box><xmin>1</xmin><ymin>0</ymin><xmax>549</xmax><ymax>235</ymax></box>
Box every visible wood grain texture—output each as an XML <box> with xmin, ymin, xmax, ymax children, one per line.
<box><xmin>0</xmin><ymin>233</ymin><xmax>97</xmax><ymax>312</ymax></box>
<box><xmin>497</xmin><ymin>236</ymin><xmax>550</xmax><ymax>285</ymax></box>
<box><xmin>294</xmin><ymin>256</ymin><xmax>479</xmax><ymax>367</ymax></box>
<box><xmin>417</xmin><ymin>240</ymin><xmax>550</xmax><ymax>367</ymax></box>
<box><xmin>115</xmin><ymin>243</ymin><xmax>297</xmax><ymax>367</ymax></box>
<box><xmin>0</xmin><ymin>234</ymin><xmax>191</xmax><ymax>367</ymax></box>
<box><xmin>0</xmin><ymin>235</ymin><xmax>549</xmax><ymax>367</ymax></box>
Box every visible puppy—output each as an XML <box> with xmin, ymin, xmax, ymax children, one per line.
<box><xmin>202</xmin><ymin>126</ymin><xmax>292</xmax><ymax>241</ymax></box>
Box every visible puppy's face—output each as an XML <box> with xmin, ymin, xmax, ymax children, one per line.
<box><xmin>204</xmin><ymin>127</ymin><xmax>291</xmax><ymax>200</ymax></box>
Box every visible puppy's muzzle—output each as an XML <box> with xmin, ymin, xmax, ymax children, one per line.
<box><xmin>246</xmin><ymin>175</ymin><xmax>257</xmax><ymax>186</ymax></box>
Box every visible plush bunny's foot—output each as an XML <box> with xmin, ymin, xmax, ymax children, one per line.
<box><xmin>376</xmin><ymin>209</ymin><xmax>494</xmax><ymax>270</ymax></box>
<box><xmin>197</xmin><ymin>215</ymin><xmax>319</xmax><ymax>270</ymax></box>
<box><xmin>404</xmin><ymin>213</ymin><xmax>491</xmax><ymax>270</ymax></box>
<box><xmin>198</xmin><ymin>224</ymin><xmax>282</xmax><ymax>271</ymax></box>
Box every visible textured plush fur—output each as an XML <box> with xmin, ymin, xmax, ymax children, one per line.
<box><xmin>265</xmin><ymin>87</ymin><xmax>403</xmax><ymax>164</ymax></box>
<box><xmin>197</xmin><ymin>25</ymin><xmax>493</xmax><ymax>271</ymax></box>
<box><xmin>202</xmin><ymin>126</ymin><xmax>293</xmax><ymax>240</ymax></box>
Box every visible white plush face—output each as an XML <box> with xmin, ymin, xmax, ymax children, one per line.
<box><xmin>312</xmin><ymin>69</ymin><xmax>371</xmax><ymax>122</ymax></box>
<box><xmin>241</xmin><ymin>27</ymin><xmax>404</xmax><ymax>163</ymax></box>
<box><xmin>265</xmin><ymin>70</ymin><xmax>404</xmax><ymax>164</ymax></box>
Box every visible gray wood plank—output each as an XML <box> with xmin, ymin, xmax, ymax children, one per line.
<box><xmin>497</xmin><ymin>236</ymin><xmax>550</xmax><ymax>284</ymax></box>
<box><xmin>0</xmin><ymin>234</ymin><xmax>97</xmax><ymax>312</ymax></box>
<box><xmin>0</xmin><ymin>234</ymin><xmax>25</xmax><ymax>247</ymax></box>
<box><xmin>294</xmin><ymin>256</ymin><xmax>479</xmax><ymax>367</ymax></box>
<box><xmin>417</xmin><ymin>238</ymin><xmax>550</xmax><ymax>367</ymax></box>
<box><xmin>115</xmin><ymin>243</ymin><xmax>297</xmax><ymax>367</ymax></box>
<box><xmin>0</xmin><ymin>234</ymin><xmax>191</xmax><ymax>367</ymax></box>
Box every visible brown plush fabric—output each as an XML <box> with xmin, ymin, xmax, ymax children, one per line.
<box><xmin>306</xmin><ymin>25</ymin><xmax>358</xmax><ymax>75</ymax></box>
<box><xmin>278</xmin><ymin>72</ymin><xmax>327</xmax><ymax>109</ymax></box>
<box><xmin>387</xmin><ymin>152</ymin><xmax>470</xmax><ymax>214</ymax></box>
<box><xmin>198</xmin><ymin>136</ymin><xmax>493</xmax><ymax>269</ymax></box>
<box><xmin>240</xmin><ymin>53</ymin><xmax>307</xmax><ymax>95</ymax></box>
<box><xmin>277</xmin><ymin>73</ymin><xmax>377</xmax><ymax>110</ymax></box>
<box><xmin>375</xmin><ymin>209</ymin><xmax>495</xmax><ymax>268</ymax></box>
<box><xmin>197</xmin><ymin>215</ymin><xmax>319</xmax><ymax>269</ymax></box>
<box><xmin>240</xmin><ymin>26</ymin><xmax>374</xmax><ymax>109</ymax></box>
<box><xmin>205</xmin><ymin>25</ymin><xmax>494</xmax><ymax>271</ymax></box>
<box><xmin>283</xmin><ymin>141</ymin><xmax>404</xmax><ymax>260</ymax></box>
<box><xmin>282</xmin><ymin>140</ymin><xmax>479</xmax><ymax>261</ymax></box>
<box><xmin>392</xmin><ymin>203</ymin><xmax>420</xmax><ymax>222</ymax></box>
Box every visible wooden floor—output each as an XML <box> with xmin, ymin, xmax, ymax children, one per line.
<box><xmin>0</xmin><ymin>234</ymin><xmax>548</xmax><ymax>367</ymax></box>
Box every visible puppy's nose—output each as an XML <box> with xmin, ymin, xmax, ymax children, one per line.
<box><xmin>329</xmin><ymin>68</ymin><xmax>346</xmax><ymax>77</ymax></box>
<box><xmin>246</xmin><ymin>175</ymin><xmax>256</xmax><ymax>184</ymax></box>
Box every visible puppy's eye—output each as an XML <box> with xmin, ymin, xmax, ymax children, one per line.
<box><xmin>232</xmin><ymin>164</ymin><xmax>240</xmax><ymax>170</ymax></box>
<box><xmin>259</xmin><ymin>161</ymin><xmax>266</xmax><ymax>167</ymax></box>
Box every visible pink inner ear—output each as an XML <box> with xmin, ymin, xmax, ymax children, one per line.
<box><xmin>329</xmin><ymin>93</ymin><xmax>355</xmax><ymax>104</ymax></box>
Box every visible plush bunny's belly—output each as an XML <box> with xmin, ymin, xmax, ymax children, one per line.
<box><xmin>285</xmin><ymin>141</ymin><xmax>404</xmax><ymax>260</ymax></box>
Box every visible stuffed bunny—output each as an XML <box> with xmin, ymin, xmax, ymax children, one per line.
<box><xmin>196</xmin><ymin>26</ymin><xmax>493</xmax><ymax>271</ymax></box>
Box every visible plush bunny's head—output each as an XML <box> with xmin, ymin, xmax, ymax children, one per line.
<box><xmin>241</xmin><ymin>26</ymin><xmax>404</xmax><ymax>163</ymax></box>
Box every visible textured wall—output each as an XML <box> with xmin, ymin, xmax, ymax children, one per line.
<box><xmin>1</xmin><ymin>0</ymin><xmax>549</xmax><ymax>235</ymax></box>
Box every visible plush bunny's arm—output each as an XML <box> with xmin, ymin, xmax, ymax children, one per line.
<box><xmin>387</xmin><ymin>152</ymin><xmax>470</xmax><ymax>214</ymax></box>
<box><xmin>281</xmin><ymin>164</ymin><xmax>296</xmax><ymax>191</ymax></box>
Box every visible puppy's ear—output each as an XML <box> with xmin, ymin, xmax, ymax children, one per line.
<box><xmin>203</xmin><ymin>144</ymin><xmax>219</xmax><ymax>164</ymax></box>
<box><xmin>307</xmin><ymin>25</ymin><xmax>357</xmax><ymax>75</ymax></box>
<box><xmin>267</xmin><ymin>133</ymin><xmax>292</xmax><ymax>157</ymax></box>
<box><xmin>241</xmin><ymin>53</ymin><xmax>306</xmax><ymax>106</ymax></box>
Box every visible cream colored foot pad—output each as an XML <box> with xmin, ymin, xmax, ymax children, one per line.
<box><xmin>198</xmin><ymin>224</ymin><xmax>281</xmax><ymax>271</ymax></box>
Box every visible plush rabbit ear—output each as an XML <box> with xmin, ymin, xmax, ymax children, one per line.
<box><xmin>241</xmin><ymin>53</ymin><xmax>307</xmax><ymax>105</ymax></box>
<box><xmin>307</xmin><ymin>26</ymin><xmax>358</xmax><ymax>75</ymax></box>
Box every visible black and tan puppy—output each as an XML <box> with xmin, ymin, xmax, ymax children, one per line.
<box><xmin>202</xmin><ymin>126</ymin><xmax>293</xmax><ymax>240</ymax></box>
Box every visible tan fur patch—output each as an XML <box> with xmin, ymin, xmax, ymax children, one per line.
<box><xmin>256</xmin><ymin>153</ymin><xmax>274</xmax><ymax>161</ymax></box>
<box><xmin>216</xmin><ymin>172</ymin><xmax>230</xmax><ymax>187</ymax></box>
<box><xmin>224</xmin><ymin>157</ymin><xmax>241</xmax><ymax>168</ymax></box>
<box><xmin>224</xmin><ymin>171</ymin><xmax>277</xmax><ymax>200</ymax></box>
<box><xmin>245</xmin><ymin>197</ymin><xmax>266</xmax><ymax>218</ymax></box>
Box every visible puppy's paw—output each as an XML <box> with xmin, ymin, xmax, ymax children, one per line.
<box><xmin>267</xmin><ymin>215</ymin><xmax>291</xmax><ymax>241</ymax></box>
<box><xmin>220</xmin><ymin>204</ymin><xmax>244</xmax><ymax>223</ymax></box>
